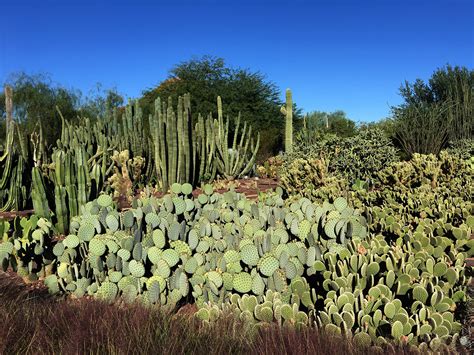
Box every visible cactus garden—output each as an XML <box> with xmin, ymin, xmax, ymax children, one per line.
<box><xmin>1</xmin><ymin>76</ymin><xmax>473</xmax><ymax>354</ymax></box>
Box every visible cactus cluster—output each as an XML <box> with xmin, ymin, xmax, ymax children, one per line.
<box><xmin>3</xmin><ymin>93</ymin><xmax>260</xmax><ymax>235</ymax></box>
<box><xmin>280</xmin><ymin>157</ymin><xmax>348</xmax><ymax>202</ymax></box>
<box><xmin>1</xmin><ymin>177</ymin><xmax>472</xmax><ymax>351</ymax></box>
<box><xmin>0</xmin><ymin>120</ymin><xmax>29</xmax><ymax>212</ymax></box>
<box><xmin>1</xmin><ymin>189</ymin><xmax>367</xmax><ymax>305</ymax></box>
<box><xmin>196</xmin><ymin>215</ymin><xmax>472</xmax><ymax>351</ymax></box>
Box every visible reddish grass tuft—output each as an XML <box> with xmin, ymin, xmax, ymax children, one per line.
<box><xmin>0</xmin><ymin>272</ymin><xmax>468</xmax><ymax>355</ymax></box>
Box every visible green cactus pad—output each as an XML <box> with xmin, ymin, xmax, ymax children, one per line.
<box><xmin>122</xmin><ymin>210</ymin><xmax>135</xmax><ymax>228</ymax></box>
<box><xmin>155</xmin><ymin>259</ymin><xmax>171</xmax><ymax>278</ymax></box>
<box><xmin>224</xmin><ymin>250</ymin><xmax>241</xmax><ymax>264</ymax></box>
<box><xmin>298</xmin><ymin>220</ymin><xmax>311</xmax><ymax>241</ymax></box>
<box><xmin>240</xmin><ymin>244</ymin><xmax>259</xmax><ymax>266</ymax></box>
<box><xmin>173</xmin><ymin>197</ymin><xmax>186</xmax><ymax>215</ymax></box>
<box><xmin>181</xmin><ymin>183</ymin><xmax>193</xmax><ymax>195</ymax></box>
<box><xmin>161</xmin><ymin>249</ymin><xmax>179</xmax><ymax>267</ymax></box>
<box><xmin>333</xmin><ymin>197</ymin><xmax>348</xmax><ymax>212</ymax></box>
<box><xmin>256</xmin><ymin>305</ymin><xmax>273</xmax><ymax>323</ymax></box>
<box><xmin>96</xmin><ymin>281</ymin><xmax>118</xmax><ymax>302</ymax></box>
<box><xmin>129</xmin><ymin>260</ymin><xmax>145</xmax><ymax>278</ymax></box>
<box><xmin>145</xmin><ymin>212</ymin><xmax>160</xmax><ymax>228</ymax></box>
<box><xmin>147</xmin><ymin>275</ymin><xmax>166</xmax><ymax>292</ymax></box>
<box><xmin>117</xmin><ymin>248</ymin><xmax>131</xmax><ymax>261</ymax></box>
<box><xmin>63</xmin><ymin>234</ymin><xmax>80</xmax><ymax>249</ymax></box>
<box><xmin>106</xmin><ymin>215</ymin><xmax>119</xmax><ymax>232</ymax></box>
<box><xmin>109</xmin><ymin>271</ymin><xmax>123</xmax><ymax>283</ymax></box>
<box><xmin>391</xmin><ymin>321</ymin><xmax>403</xmax><ymax>340</ymax></box>
<box><xmin>171</xmin><ymin>183</ymin><xmax>182</xmax><ymax>194</ymax></box>
<box><xmin>233</xmin><ymin>272</ymin><xmax>252</xmax><ymax>293</ymax></box>
<box><xmin>353</xmin><ymin>332</ymin><xmax>372</xmax><ymax>348</ymax></box>
<box><xmin>152</xmin><ymin>229</ymin><xmax>166</xmax><ymax>249</ymax></box>
<box><xmin>252</xmin><ymin>274</ymin><xmax>265</xmax><ymax>295</ymax></box>
<box><xmin>413</xmin><ymin>286</ymin><xmax>429</xmax><ymax>303</ymax></box>
<box><xmin>384</xmin><ymin>302</ymin><xmax>396</xmax><ymax>319</ymax></box>
<box><xmin>258</xmin><ymin>255</ymin><xmax>279</xmax><ymax>277</ymax></box>
<box><xmin>89</xmin><ymin>238</ymin><xmax>106</xmax><ymax>256</ymax></box>
<box><xmin>184</xmin><ymin>257</ymin><xmax>198</xmax><ymax>274</ymax></box>
<box><xmin>97</xmin><ymin>195</ymin><xmax>113</xmax><ymax>208</ymax></box>
<box><xmin>53</xmin><ymin>242</ymin><xmax>65</xmax><ymax>257</ymax></box>
<box><xmin>78</xmin><ymin>223</ymin><xmax>95</xmax><ymax>242</ymax></box>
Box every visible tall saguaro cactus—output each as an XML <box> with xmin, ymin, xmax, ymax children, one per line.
<box><xmin>281</xmin><ymin>88</ymin><xmax>293</xmax><ymax>154</ymax></box>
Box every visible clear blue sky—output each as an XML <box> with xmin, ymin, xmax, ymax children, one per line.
<box><xmin>1</xmin><ymin>0</ymin><xmax>473</xmax><ymax>122</ymax></box>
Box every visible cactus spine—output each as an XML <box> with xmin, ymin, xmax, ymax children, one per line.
<box><xmin>281</xmin><ymin>88</ymin><xmax>293</xmax><ymax>154</ymax></box>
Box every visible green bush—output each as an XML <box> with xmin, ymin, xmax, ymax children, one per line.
<box><xmin>289</xmin><ymin>127</ymin><xmax>399</xmax><ymax>183</ymax></box>
<box><xmin>445</xmin><ymin>139</ymin><xmax>474</xmax><ymax>160</ymax></box>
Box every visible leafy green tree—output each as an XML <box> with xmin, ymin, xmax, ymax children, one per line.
<box><xmin>140</xmin><ymin>56</ymin><xmax>301</xmax><ymax>159</ymax></box>
<box><xmin>0</xmin><ymin>73</ymin><xmax>125</xmax><ymax>146</ymax></box>
<box><xmin>79</xmin><ymin>83</ymin><xmax>124</xmax><ymax>119</ymax></box>
<box><xmin>295</xmin><ymin>110</ymin><xmax>356</xmax><ymax>148</ymax></box>
<box><xmin>303</xmin><ymin>110</ymin><xmax>356</xmax><ymax>138</ymax></box>
<box><xmin>0</xmin><ymin>72</ymin><xmax>80</xmax><ymax>145</ymax></box>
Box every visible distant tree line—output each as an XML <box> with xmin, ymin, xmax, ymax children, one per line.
<box><xmin>1</xmin><ymin>61</ymin><xmax>471</xmax><ymax>159</ymax></box>
<box><xmin>0</xmin><ymin>73</ymin><xmax>124</xmax><ymax>147</ymax></box>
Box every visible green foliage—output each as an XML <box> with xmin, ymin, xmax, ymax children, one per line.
<box><xmin>392</xmin><ymin>65</ymin><xmax>474</xmax><ymax>156</ymax></box>
<box><xmin>1</xmin><ymin>148</ymin><xmax>472</xmax><ymax>351</ymax></box>
<box><xmin>140</xmin><ymin>56</ymin><xmax>301</xmax><ymax>158</ymax></box>
<box><xmin>446</xmin><ymin>139</ymin><xmax>474</xmax><ymax>160</ymax></box>
<box><xmin>286</xmin><ymin>127</ymin><xmax>399</xmax><ymax>184</ymax></box>
<box><xmin>392</xmin><ymin>101</ymin><xmax>452</xmax><ymax>156</ymax></box>
<box><xmin>296</xmin><ymin>110</ymin><xmax>357</xmax><ymax>146</ymax></box>
<box><xmin>0</xmin><ymin>73</ymin><xmax>80</xmax><ymax>145</ymax></box>
<box><xmin>0</xmin><ymin>73</ymin><xmax>125</xmax><ymax>147</ymax></box>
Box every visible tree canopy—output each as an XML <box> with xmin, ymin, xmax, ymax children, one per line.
<box><xmin>303</xmin><ymin>110</ymin><xmax>357</xmax><ymax>138</ymax></box>
<box><xmin>0</xmin><ymin>73</ymin><xmax>124</xmax><ymax>146</ymax></box>
<box><xmin>140</xmin><ymin>56</ymin><xmax>300</xmax><ymax>158</ymax></box>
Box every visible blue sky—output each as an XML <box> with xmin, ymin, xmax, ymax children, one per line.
<box><xmin>1</xmin><ymin>0</ymin><xmax>472</xmax><ymax>122</ymax></box>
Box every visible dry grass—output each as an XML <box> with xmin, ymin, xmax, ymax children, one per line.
<box><xmin>0</xmin><ymin>272</ymin><xmax>463</xmax><ymax>355</ymax></box>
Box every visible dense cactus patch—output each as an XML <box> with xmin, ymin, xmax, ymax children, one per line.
<box><xmin>1</xmin><ymin>169</ymin><xmax>472</xmax><ymax>352</ymax></box>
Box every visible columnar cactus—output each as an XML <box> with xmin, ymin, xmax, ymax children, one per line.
<box><xmin>281</xmin><ymin>88</ymin><xmax>293</xmax><ymax>154</ymax></box>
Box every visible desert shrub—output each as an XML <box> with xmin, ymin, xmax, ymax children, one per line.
<box><xmin>350</xmin><ymin>151</ymin><xmax>474</xmax><ymax>234</ymax></box>
<box><xmin>392</xmin><ymin>101</ymin><xmax>453</xmax><ymax>156</ymax></box>
<box><xmin>330</xmin><ymin>127</ymin><xmax>399</xmax><ymax>182</ymax></box>
<box><xmin>256</xmin><ymin>155</ymin><xmax>285</xmax><ymax>179</ymax></box>
<box><xmin>391</xmin><ymin>65</ymin><xmax>474</xmax><ymax>156</ymax></box>
<box><xmin>445</xmin><ymin>139</ymin><xmax>474</xmax><ymax>160</ymax></box>
<box><xmin>289</xmin><ymin>127</ymin><xmax>399</xmax><ymax>182</ymax></box>
<box><xmin>279</xmin><ymin>157</ymin><xmax>348</xmax><ymax>202</ymax></box>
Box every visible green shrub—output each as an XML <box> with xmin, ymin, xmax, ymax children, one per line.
<box><xmin>445</xmin><ymin>139</ymin><xmax>474</xmax><ymax>160</ymax></box>
<box><xmin>289</xmin><ymin>127</ymin><xmax>399</xmax><ymax>182</ymax></box>
<box><xmin>330</xmin><ymin>127</ymin><xmax>399</xmax><ymax>182</ymax></box>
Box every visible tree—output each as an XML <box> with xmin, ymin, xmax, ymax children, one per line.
<box><xmin>0</xmin><ymin>72</ymin><xmax>80</xmax><ymax>146</ymax></box>
<box><xmin>295</xmin><ymin>110</ymin><xmax>356</xmax><ymax>147</ymax></box>
<box><xmin>396</xmin><ymin>65</ymin><xmax>473</xmax><ymax>143</ymax></box>
<box><xmin>140</xmin><ymin>56</ymin><xmax>300</xmax><ymax>159</ymax></box>
<box><xmin>304</xmin><ymin>110</ymin><xmax>357</xmax><ymax>138</ymax></box>
<box><xmin>0</xmin><ymin>73</ymin><xmax>126</xmax><ymax>147</ymax></box>
<box><xmin>79</xmin><ymin>83</ymin><xmax>124</xmax><ymax>119</ymax></box>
